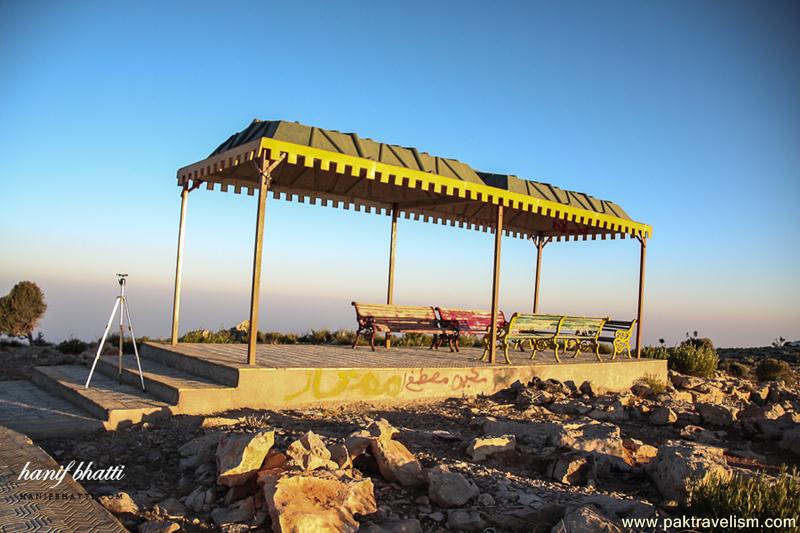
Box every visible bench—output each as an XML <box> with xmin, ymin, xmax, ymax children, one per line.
<box><xmin>436</xmin><ymin>308</ymin><xmax>507</xmax><ymax>352</ymax></box>
<box><xmin>598</xmin><ymin>319</ymin><xmax>636</xmax><ymax>359</ymax></box>
<box><xmin>351</xmin><ymin>302</ymin><xmax>455</xmax><ymax>351</ymax></box>
<box><xmin>485</xmin><ymin>313</ymin><xmax>607</xmax><ymax>364</ymax></box>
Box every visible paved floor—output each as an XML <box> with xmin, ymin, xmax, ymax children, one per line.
<box><xmin>0</xmin><ymin>425</ymin><xmax>126</xmax><ymax>532</ymax></box>
<box><xmin>158</xmin><ymin>342</ymin><xmax>625</xmax><ymax>369</ymax></box>
<box><xmin>0</xmin><ymin>381</ymin><xmax>103</xmax><ymax>439</ymax></box>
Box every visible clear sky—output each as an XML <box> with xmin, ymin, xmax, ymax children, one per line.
<box><xmin>1</xmin><ymin>1</ymin><xmax>798</xmax><ymax>347</ymax></box>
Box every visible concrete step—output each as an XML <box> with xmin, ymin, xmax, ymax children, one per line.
<box><xmin>31</xmin><ymin>365</ymin><xmax>170</xmax><ymax>430</ymax></box>
<box><xmin>94</xmin><ymin>355</ymin><xmax>235</xmax><ymax>409</ymax></box>
<box><xmin>140</xmin><ymin>342</ymin><xmax>240</xmax><ymax>386</ymax></box>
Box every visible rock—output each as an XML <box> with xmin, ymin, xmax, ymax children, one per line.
<box><xmin>426</xmin><ymin>466</ymin><xmax>479</xmax><ymax>508</ymax></box>
<box><xmin>285</xmin><ymin>431</ymin><xmax>338</xmax><ymax>471</ymax></box>
<box><xmin>779</xmin><ymin>427</ymin><xmax>800</xmax><ymax>455</ymax></box>
<box><xmin>359</xmin><ymin>519</ymin><xmax>423</xmax><ymax>533</ymax></box>
<box><xmin>184</xmin><ymin>486</ymin><xmax>206</xmax><ymax>512</ymax></box>
<box><xmin>550</xmin><ymin>452</ymin><xmax>593</xmax><ymax>485</ymax></box>
<box><xmin>670</xmin><ymin>372</ymin><xmax>704</xmax><ymax>390</ymax></box>
<box><xmin>466</xmin><ymin>435</ymin><xmax>516</xmax><ymax>461</ymax></box>
<box><xmin>635</xmin><ymin>444</ymin><xmax>659</xmax><ymax>463</ymax></box>
<box><xmin>741</xmin><ymin>403</ymin><xmax>786</xmax><ymax>421</ymax></box>
<box><xmin>365</xmin><ymin>418</ymin><xmax>401</xmax><ymax>439</ymax></box>
<box><xmin>428</xmin><ymin>511</ymin><xmax>445</xmax><ymax>522</ymax></box>
<box><xmin>579</xmin><ymin>381</ymin><xmax>597</xmax><ymax>397</ymax></box>
<box><xmin>671</xmin><ymin>390</ymin><xmax>695</xmax><ymax>403</ymax></box>
<box><xmin>201</xmin><ymin>416</ymin><xmax>242</xmax><ymax>429</ymax></box>
<box><xmin>477</xmin><ymin>493</ymin><xmax>495</xmax><ymax>507</ymax></box>
<box><xmin>179</xmin><ymin>433</ymin><xmax>221</xmax><ymax>468</ymax></box>
<box><xmin>648</xmin><ymin>440</ymin><xmax>731</xmax><ymax>502</ymax></box>
<box><xmin>548</xmin><ymin>399</ymin><xmax>592</xmax><ymax>415</ymax></box>
<box><xmin>680</xmin><ymin>425</ymin><xmax>725</xmax><ymax>445</ymax></box>
<box><xmin>649</xmin><ymin>406</ymin><xmax>677</xmax><ymax>425</ymax></box>
<box><xmin>261</xmin><ymin>471</ymin><xmax>376</xmax><ymax>533</ymax></box>
<box><xmin>697</xmin><ymin>403</ymin><xmax>738</xmax><ymax>426</ymax></box>
<box><xmin>369</xmin><ymin>433</ymin><xmax>425</xmax><ymax>487</ymax></box>
<box><xmin>552</xmin><ymin>505</ymin><xmax>622</xmax><ymax>533</ymax></box>
<box><xmin>483</xmin><ymin>419</ymin><xmax>562</xmax><ymax>447</ymax></box>
<box><xmin>328</xmin><ymin>443</ymin><xmax>353</xmax><ymax>469</ymax></box>
<box><xmin>217</xmin><ymin>430</ymin><xmax>275</xmax><ymax>486</ymax></box>
<box><xmin>447</xmin><ymin>509</ymin><xmax>486</xmax><ymax>531</ymax></box>
<box><xmin>138</xmin><ymin>520</ymin><xmax>180</xmax><ymax>533</ymax></box>
<box><xmin>154</xmin><ymin>497</ymin><xmax>185</xmax><ymax>518</ymax></box>
<box><xmin>211</xmin><ymin>496</ymin><xmax>256</xmax><ymax>526</ymax></box>
<box><xmin>554</xmin><ymin>422</ymin><xmax>629</xmax><ymax>469</ymax></box>
<box><xmin>99</xmin><ymin>491</ymin><xmax>138</xmax><ymax>514</ymax></box>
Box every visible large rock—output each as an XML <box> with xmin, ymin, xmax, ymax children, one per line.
<box><xmin>649</xmin><ymin>406</ymin><xmax>677</xmax><ymax>426</ymax></box>
<box><xmin>138</xmin><ymin>521</ymin><xmax>180</xmax><ymax>533</ymax></box>
<box><xmin>217</xmin><ymin>430</ymin><xmax>275</xmax><ymax>486</ymax></box>
<box><xmin>779</xmin><ymin>427</ymin><xmax>800</xmax><ymax>455</ymax></box>
<box><xmin>211</xmin><ymin>496</ymin><xmax>256</xmax><ymax>526</ymax></box>
<box><xmin>552</xmin><ymin>505</ymin><xmax>621</xmax><ymax>533</ymax></box>
<box><xmin>482</xmin><ymin>419</ymin><xmax>562</xmax><ymax>447</ymax></box>
<box><xmin>286</xmin><ymin>431</ymin><xmax>338</xmax><ymax>471</ymax></box>
<box><xmin>446</xmin><ymin>509</ymin><xmax>486</xmax><ymax>531</ymax></box>
<box><xmin>426</xmin><ymin>466</ymin><xmax>479</xmax><ymax>508</ymax></box>
<box><xmin>554</xmin><ymin>422</ymin><xmax>629</xmax><ymax>469</ymax></box>
<box><xmin>550</xmin><ymin>453</ymin><xmax>593</xmax><ymax>485</ymax></box>
<box><xmin>648</xmin><ymin>440</ymin><xmax>731</xmax><ymax>502</ymax></box>
<box><xmin>261</xmin><ymin>471</ymin><xmax>376</xmax><ymax>533</ymax></box>
<box><xmin>696</xmin><ymin>403</ymin><xmax>738</xmax><ymax>427</ymax></box>
<box><xmin>369</xmin><ymin>433</ymin><xmax>425</xmax><ymax>486</ymax></box>
<box><xmin>466</xmin><ymin>435</ymin><xmax>516</xmax><ymax>461</ymax></box>
<box><xmin>179</xmin><ymin>433</ymin><xmax>221</xmax><ymax>468</ymax></box>
<box><xmin>99</xmin><ymin>491</ymin><xmax>138</xmax><ymax>514</ymax></box>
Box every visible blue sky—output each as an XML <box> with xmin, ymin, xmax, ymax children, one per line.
<box><xmin>1</xmin><ymin>0</ymin><xmax>798</xmax><ymax>347</ymax></box>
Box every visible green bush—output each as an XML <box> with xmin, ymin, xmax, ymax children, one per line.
<box><xmin>687</xmin><ymin>467</ymin><xmax>800</xmax><ymax>532</ymax></box>
<box><xmin>756</xmin><ymin>358</ymin><xmax>795</xmax><ymax>384</ymax></box>
<box><xmin>641</xmin><ymin>345</ymin><xmax>670</xmax><ymax>360</ymax></box>
<box><xmin>719</xmin><ymin>359</ymin><xmax>751</xmax><ymax>379</ymax></box>
<box><xmin>57</xmin><ymin>338</ymin><xmax>89</xmax><ymax>354</ymax></box>
<box><xmin>179</xmin><ymin>329</ymin><xmax>236</xmax><ymax>343</ymax></box>
<box><xmin>669</xmin><ymin>340</ymin><xmax>718</xmax><ymax>377</ymax></box>
<box><xmin>0</xmin><ymin>281</ymin><xmax>47</xmax><ymax>342</ymax></box>
<box><xmin>634</xmin><ymin>373</ymin><xmax>667</xmax><ymax>394</ymax></box>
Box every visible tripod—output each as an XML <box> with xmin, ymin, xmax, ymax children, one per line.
<box><xmin>85</xmin><ymin>274</ymin><xmax>145</xmax><ymax>390</ymax></box>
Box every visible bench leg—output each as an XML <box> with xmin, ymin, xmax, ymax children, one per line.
<box><xmin>594</xmin><ymin>341</ymin><xmax>603</xmax><ymax>362</ymax></box>
<box><xmin>530</xmin><ymin>341</ymin><xmax>537</xmax><ymax>360</ymax></box>
<box><xmin>454</xmin><ymin>334</ymin><xmax>460</xmax><ymax>353</ymax></box>
<box><xmin>352</xmin><ymin>330</ymin><xmax>360</xmax><ymax>349</ymax></box>
<box><xmin>503</xmin><ymin>342</ymin><xmax>511</xmax><ymax>364</ymax></box>
<box><xmin>554</xmin><ymin>340</ymin><xmax>561</xmax><ymax>363</ymax></box>
<box><xmin>571</xmin><ymin>339</ymin><xmax>582</xmax><ymax>359</ymax></box>
<box><xmin>480</xmin><ymin>337</ymin><xmax>490</xmax><ymax>362</ymax></box>
<box><xmin>369</xmin><ymin>330</ymin><xmax>376</xmax><ymax>351</ymax></box>
<box><xmin>429</xmin><ymin>334</ymin><xmax>438</xmax><ymax>350</ymax></box>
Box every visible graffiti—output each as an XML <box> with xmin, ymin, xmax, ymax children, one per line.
<box><xmin>450</xmin><ymin>368</ymin><xmax>488</xmax><ymax>390</ymax></box>
<box><xmin>404</xmin><ymin>369</ymin><xmax>449</xmax><ymax>392</ymax></box>
<box><xmin>404</xmin><ymin>368</ymin><xmax>488</xmax><ymax>393</ymax></box>
<box><xmin>284</xmin><ymin>369</ymin><xmax>403</xmax><ymax>401</ymax></box>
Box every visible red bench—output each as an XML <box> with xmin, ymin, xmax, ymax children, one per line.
<box><xmin>436</xmin><ymin>307</ymin><xmax>507</xmax><ymax>352</ymax></box>
<box><xmin>351</xmin><ymin>302</ymin><xmax>456</xmax><ymax>351</ymax></box>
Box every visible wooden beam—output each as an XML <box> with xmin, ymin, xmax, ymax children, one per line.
<box><xmin>385</xmin><ymin>203</ymin><xmax>399</xmax><ymax>348</ymax></box>
<box><xmin>488</xmin><ymin>204</ymin><xmax>504</xmax><ymax>364</ymax></box>
<box><xmin>635</xmin><ymin>236</ymin><xmax>647</xmax><ymax>358</ymax></box>
<box><xmin>170</xmin><ymin>185</ymin><xmax>189</xmax><ymax>345</ymax></box>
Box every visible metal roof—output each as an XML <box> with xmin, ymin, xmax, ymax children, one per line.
<box><xmin>177</xmin><ymin>119</ymin><xmax>651</xmax><ymax>240</ymax></box>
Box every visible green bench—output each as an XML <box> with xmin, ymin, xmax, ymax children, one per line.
<box><xmin>484</xmin><ymin>313</ymin><xmax>607</xmax><ymax>364</ymax></box>
<box><xmin>599</xmin><ymin>319</ymin><xmax>637</xmax><ymax>359</ymax></box>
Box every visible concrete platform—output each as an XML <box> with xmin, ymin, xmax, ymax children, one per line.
<box><xmin>140</xmin><ymin>342</ymin><xmax>667</xmax><ymax>409</ymax></box>
<box><xmin>7</xmin><ymin>342</ymin><xmax>666</xmax><ymax>438</ymax></box>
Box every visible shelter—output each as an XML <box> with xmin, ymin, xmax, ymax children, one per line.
<box><xmin>170</xmin><ymin>120</ymin><xmax>652</xmax><ymax>364</ymax></box>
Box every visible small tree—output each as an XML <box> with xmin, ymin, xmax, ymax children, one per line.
<box><xmin>0</xmin><ymin>281</ymin><xmax>47</xmax><ymax>343</ymax></box>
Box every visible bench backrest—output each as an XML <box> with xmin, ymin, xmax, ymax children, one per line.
<box><xmin>560</xmin><ymin>316</ymin><xmax>607</xmax><ymax>333</ymax></box>
<box><xmin>507</xmin><ymin>313</ymin><xmax>563</xmax><ymax>334</ymax></box>
<box><xmin>436</xmin><ymin>307</ymin><xmax>506</xmax><ymax>331</ymax></box>
<box><xmin>602</xmin><ymin>319</ymin><xmax>636</xmax><ymax>333</ymax></box>
<box><xmin>351</xmin><ymin>302</ymin><xmax>438</xmax><ymax>327</ymax></box>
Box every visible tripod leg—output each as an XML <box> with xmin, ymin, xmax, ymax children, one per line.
<box><xmin>123</xmin><ymin>298</ymin><xmax>146</xmax><ymax>391</ymax></box>
<box><xmin>85</xmin><ymin>298</ymin><xmax>121</xmax><ymax>389</ymax></box>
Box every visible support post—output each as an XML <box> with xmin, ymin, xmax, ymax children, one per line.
<box><xmin>635</xmin><ymin>236</ymin><xmax>647</xmax><ymax>358</ymax></box>
<box><xmin>488</xmin><ymin>204</ymin><xmax>504</xmax><ymax>364</ymax></box>
<box><xmin>532</xmin><ymin>236</ymin><xmax>547</xmax><ymax>313</ymax></box>
<box><xmin>170</xmin><ymin>185</ymin><xmax>189</xmax><ymax>345</ymax></box>
<box><xmin>385</xmin><ymin>203</ymin><xmax>398</xmax><ymax>348</ymax></box>
<box><xmin>246</xmin><ymin>154</ymin><xmax>285</xmax><ymax>365</ymax></box>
